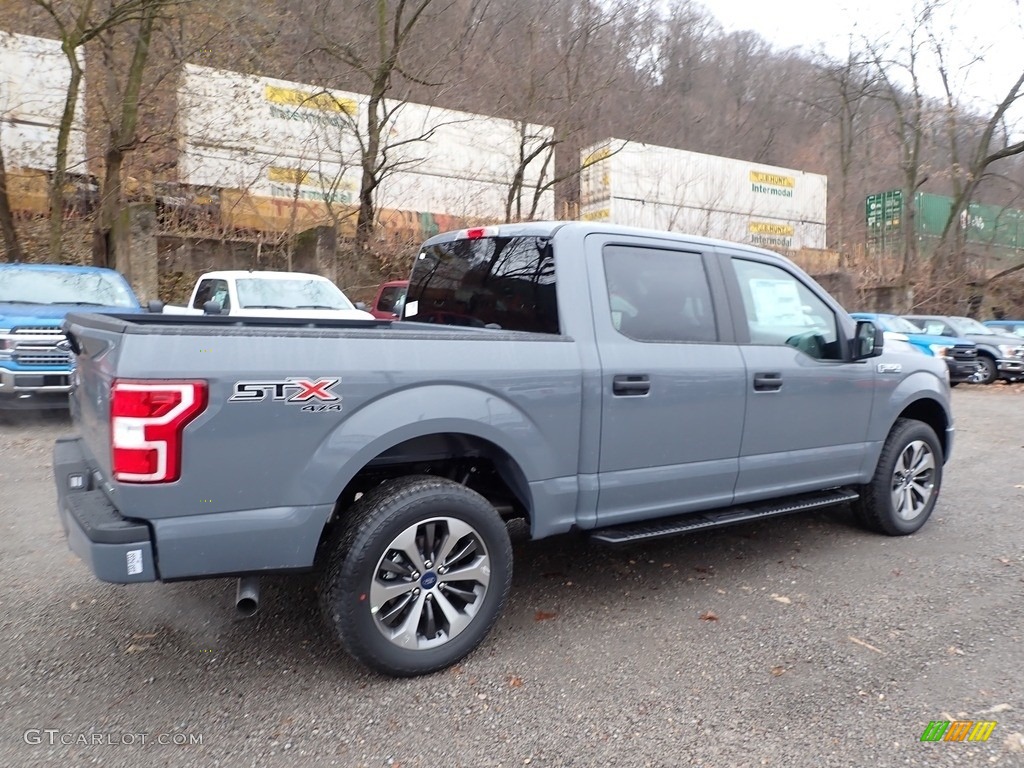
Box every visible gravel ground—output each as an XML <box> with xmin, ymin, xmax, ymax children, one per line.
<box><xmin>1</xmin><ymin>389</ymin><xmax>1023</xmax><ymax>768</ymax></box>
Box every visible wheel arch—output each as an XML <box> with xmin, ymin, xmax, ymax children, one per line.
<box><xmin>895</xmin><ymin>397</ymin><xmax>951</xmax><ymax>462</ymax></box>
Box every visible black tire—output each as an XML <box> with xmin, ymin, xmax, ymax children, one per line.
<box><xmin>852</xmin><ymin>418</ymin><xmax>943</xmax><ymax>536</ymax></box>
<box><xmin>319</xmin><ymin>475</ymin><xmax>513</xmax><ymax>677</ymax></box>
<box><xmin>973</xmin><ymin>355</ymin><xmax>998</xmax><ymax>385</ymax></box>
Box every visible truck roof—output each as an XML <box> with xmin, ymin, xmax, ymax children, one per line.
<box><xmin>0</xmin><ymin>262</ymin><xmax>125</xmax><ymax>276</ymax></box>
<box><xmin>419</xmin><ymin>220</ymin><xmax>784</xmax><ymax>258</ymax></box>
<box><xmin>199</xmin><ymin>270</ymin><xmax>332</xmax><ymax>281</ymax></box>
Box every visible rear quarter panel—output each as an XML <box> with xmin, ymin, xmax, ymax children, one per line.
<box><xmin>76</xmin><ymin>324</ymin><xmax>584</xmax><ymax>531</ymax></box>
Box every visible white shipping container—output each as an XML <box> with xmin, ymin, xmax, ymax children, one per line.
<box><xmin>180</xmin><ymin>144</ymin><xmax>359</xmax><ymax>205</ymax></box>
<box><xmin>580</xmin><ymin>138</ymin><xmax>827</xmax><ymax>248</ymax></box>
<box><xmin>379</xmin><ymin>169</ymin><xmax>554</xmax><ymax>221</ymax></box>
<box><xmin>179</xmin><ymin>65</ymin><xmax>555</xmax><ymax>219</ymax></box>
<box><xmin>181</xmin><ymin>143</ymin><xmax>554</xmax><ymax>219</ymax></box>
<box><xmin>0</xmin><ymin>31</ymin><xmax>87</xmax><ymax>172</ymax></box>
<box><xmin>604</xmin><ymin>199</ymin><xmax>825</xmax><ymax>251</ymax></box>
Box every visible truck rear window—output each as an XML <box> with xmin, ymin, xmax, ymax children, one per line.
<box><xmin>403</xmin><ymin>236</ymin><xmax>558</xmax><ymax>334</ymax></box>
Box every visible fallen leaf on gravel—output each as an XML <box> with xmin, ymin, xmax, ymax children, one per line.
<box><xmin>770</xmin><ymin>594</ymin><xmax>791</xmax><ymax>604</ymax></box>
<box><xmin>125</xmin><ymin>644</ymin><xmax>149</xmax><ymax>654</ymax></box>
<box><xmin>534</xmin><ymin>610</ymin><xmax>558</xmax><ymax>622</ymax></box>
<box><xmin>948</xmin><ymin>646</ymin><xmax>965</xmax><ymax>656</ymax></box>
<box><xmin>132</xmin><ymin>632</ymin><xmax>158</xmax><ymax>640</ymax></box>
<box><xmin>849</xmin><ymin>636</ymin><xmax>885</xmax><ymax>654</ymax></box>
<box><xmin>1015</xmin><ymin>485</ymin><xmax>1024</xmax><ymax>489</ymax></box>
<box><xmin>716</xmin><ymin>589</ymin><xmax>727</xmax><ymax>595</ymax></box>
<box><xmin>997</xmin><ymin>557</ymin><xmax>1012</xmax><ymax>565</ymax></box>
<box><xmin>891</xmin><ymin>569</ymin><xmax>901</xmax><ymax>576</ymax></box>
<box><xmin>977</xmin><ymin>703</ymin><xmax>1013</xmax><ymax>715</ymax></box>
<box><xmin>771</xmin><ymin>666</ymin><xmax>786</xmax><ymax>676</ymax></box>
<box><xmin>699</xmin><ymin>611</ymin><xmax>719</xmax><ymax>622</ymax></box>
<box><xmin>508</xmin><ymin>676</ymin><xmax>523</xmax><ymax>688</ymax></box>
<box><xmin>1004</xmin><ymin>732</ymin><xmax>1024</xmax><ymax>752</ymax></box>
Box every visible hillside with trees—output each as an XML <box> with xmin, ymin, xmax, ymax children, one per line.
<box><xmin>1</xmin><ymin>0</ymin><xmax>1023</xmax><ymax>313</ymax></box>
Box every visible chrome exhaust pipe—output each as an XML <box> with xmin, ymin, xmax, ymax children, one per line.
<box><xmin>235</xmin><ymin>576</ymin><xmax>260</xmax><ymax>618</ymax></box>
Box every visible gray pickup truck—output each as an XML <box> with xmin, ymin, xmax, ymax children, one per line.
<box><xmin>53</xmin><ymin>222</ymin><xmax>953</xmax><ymax>677</ymax></box>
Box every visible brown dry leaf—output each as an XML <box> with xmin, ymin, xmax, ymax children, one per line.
<box><xmin>534</xmin><ymin>610</ymin><xmax>558</xmax><ymax>622</ymax></box>
<box><xmin>997</xmin><ymin>557</ymin><xmax>1012</xmax><ymax>566</ymax></box>
<box><xmin>770</xmin><ymin>666</ymin><xmax>786</xmax><ymax>676</ymax></box>
<box><xmin>132</xmin><ymin>632</ymin><xmax>158</xmax><ymax>640</ymax></box>
<box><xmin>947</xmin><ymin>646</ymin><xmax>965</xmax><ymax>656</ymax></box>
<box><xmin>699</xmin><ymin>611</ymin><xmax>719</xmax><ymax>622</ymax></box>
<box><xmin>125</xmin><ymin>644</ymin><xmax>149</xmax><ymax>654</ymax></box>
<box><xmin>508</xmin><ymin>676</ymin><xmax>523</xmax><ymax>688</ymax></box>
<box><xmin>771</xmin><ymin>594</ymin><xmax>792</xmax><ymax>605</ymax></box>
<box><xmin>1004</xmin><ymin>732</ymin><xmax>1024</xmax><ymax>752</ymax></box>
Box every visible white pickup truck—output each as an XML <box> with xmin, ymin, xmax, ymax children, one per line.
<box><xmin>162</xmin><ymin>270</ymin><xmax>375</xmax><ymax>320</ymax></box>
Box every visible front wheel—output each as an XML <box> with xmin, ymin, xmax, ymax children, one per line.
<box><xmin>319</xmin><ymin>475</ymin><xmax>513</xmax><ymax>677</ymax></box>
<box><xmin>853</xmin><ymin>418</ymin><xmax>943</xmax><ymax>535</ymax></box>
<box><xmin>971</xmin><ymin>356</ymin><xmax>997</xmax><ymax>384</ymax></box>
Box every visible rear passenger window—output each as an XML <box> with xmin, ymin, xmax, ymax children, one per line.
<box><xmin>731</xmin><ymin>258</ymin><xmax>840</xmax><ymax>360</ymax></box>
<box><xmin>603</xmin><ymin>245</ymin><xmax>718</xmax><ymax>343</ymax></box>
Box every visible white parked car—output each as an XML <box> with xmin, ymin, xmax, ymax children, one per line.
<box><xmin>162</xmin><ymin>271</ymin><xmax>375</xmax><ymax>320</ymax></box>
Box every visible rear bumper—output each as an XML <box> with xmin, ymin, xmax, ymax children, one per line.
<box><xmin>0</xmin><ymin>368</ymin><xmax>72</xmax><ymax>408</ymax></box>
<box><xmin>53</xmin><ymin>437</ymin><xmax>157</xmax><ymax>583</ymax></box>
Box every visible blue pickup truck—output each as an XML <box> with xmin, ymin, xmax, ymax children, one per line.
<box><xmin>850</xmin><ymin>312</ymin><xmax>981</xmax><ymax>385</ymax></box>
<box><xmin>0</xmin><ymin>263</ymin><xmax>143</xmax><ymax>409</ymax></box>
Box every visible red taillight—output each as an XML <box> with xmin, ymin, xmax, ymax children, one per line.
<box><xmin>110</xmin><ymin>380</ymin><xmax>207</xmax><ymax>483</ymax></box>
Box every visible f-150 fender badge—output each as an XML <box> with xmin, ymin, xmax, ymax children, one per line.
<box><xmin>229</xmin><ymin>377</ymin><xmax>343</xmax><ymax>412</ymax></box>
<box><xmin>877</xmin><ymin>363</ymin><xmax>902</xmax><ymax>374</ymax></box>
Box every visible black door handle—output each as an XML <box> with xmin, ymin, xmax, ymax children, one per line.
<box><xmin>613</xmin><ymin>374</ymin><xmax>651</xmax><ymax>396</ymax></box>
<box><xmin>753</xmin><ymin>372</ymin><xmax>783</xmax><ymax>391</ymax></box>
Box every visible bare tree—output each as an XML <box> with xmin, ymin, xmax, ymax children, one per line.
<box><xmin>30</xmin><ymin>0</ymin><xmax>169</xmax><ymax>259</ymax></box>
<box><xmin>0</xmin><ymin>140</ymin><xmax>26</xmax><ymax>261</ymax></box>
<box><xmin>307</xmin><ymin>0</ymin><xmax>448</xmax><ymax>256</ymax></box>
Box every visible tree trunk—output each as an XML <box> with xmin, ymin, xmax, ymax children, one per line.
<box><xmin>0</xmin><ymin>141</ymin><xmax>24</xmax><ymax>262</ymax></box>
<box><xmin>355</xmin><ymin>86</ymin><xmax>385</xmax><ymax>256</ymax></box>
<box><xmin>49</xmin><ymin>53</ymin><xmax>85</xmax><ymax>261</ymax></box>
<box><xmin>95</xmin><ymin>0</ymin><xmax>158</xmax><ymax>267</ymax></box>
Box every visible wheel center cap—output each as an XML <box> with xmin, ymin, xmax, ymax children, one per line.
<box><xmin>420</xmin><ymin>571</ymin><xmax>438</xmax><ymax>590</ymax></box>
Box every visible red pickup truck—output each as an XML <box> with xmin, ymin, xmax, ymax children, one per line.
<box><xmin>369</xmin><ymin>280</ymin><xmax>408</xmax><ymax>319</ymax></box>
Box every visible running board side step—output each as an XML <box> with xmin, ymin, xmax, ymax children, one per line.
<box><xmin>589</xmin><ymin>488</ymin><xmax>860</xmax><ymax>545</ymax></box>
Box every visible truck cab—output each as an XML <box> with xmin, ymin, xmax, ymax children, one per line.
<box><xmin>0</xmin><ymin>263</ymin><xmax>142</xmax><ymax>409</ymax></box>
<box><xmin>164</xmin><ymin>270</ymin><xmax>374</xmax><ymax>320</ymax></box>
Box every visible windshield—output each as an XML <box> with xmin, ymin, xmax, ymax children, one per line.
<box><xmin>950</xmin><ymin>316</ymin><xmax>995</xmax><ymax>335</ymax></box>
<box><xmin>886</xmin><ymin>316</ymin><xmax>925</xmax><ymax>333</ymax></box>
<box><xmin>404</xmin><ymin>235</ymin><xmax>558</xmax><ymax>333</ymax></box>
<box><xmin>235</xmin><ymin>278</ymin><xmax>355</xmax><ymax>310</ymax></box>
<box><xmin>0</xmin><ymin>268</ymin><xmax>137</xmax><ymax>306</ymax></box>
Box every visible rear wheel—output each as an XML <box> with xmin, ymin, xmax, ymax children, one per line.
<box><xmin>319</xmin><ymin>475</ymin><xmax>513</xmax><ymax>677</ymax></box>
<box><xmin>853</xmin><ymin>418</ymin><xmax>943</xmax><ymax>536</ymax></box>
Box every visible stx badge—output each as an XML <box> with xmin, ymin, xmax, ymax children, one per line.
<box><xmin>229</xmin><ymin>378</ymin><xmax>342</xmax><ymax>412</ymax></box>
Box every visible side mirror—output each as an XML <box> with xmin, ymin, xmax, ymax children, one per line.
<box><xmin>853</xmin><ymin>319</ymin><xmax>884</xmax><ymax>359</ymax></box>
<box><xmin>202</xmin><ymin>299</ymin><xmax>223</xmax><ymax>315</ymax></box>
<box><xmin>147</xmin><ymin>300</ymin><xmax>165</xmax><ymax>313</ymax></box>
<box><xmin>355</xmin><ymin>301</ymin><xmax>368</xmax><ymax>311</ymax></box>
